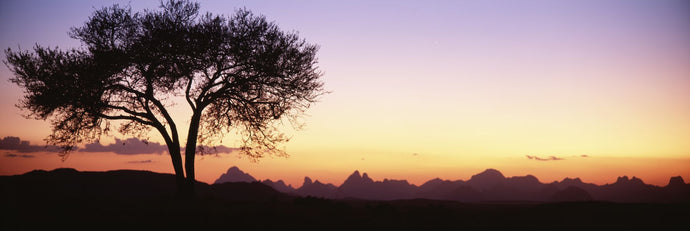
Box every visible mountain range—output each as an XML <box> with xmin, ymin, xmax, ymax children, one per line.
<box><xmin>215</xmin><ymin>167</ymin><xmax>690</xmax><ymax>203</ymax></box>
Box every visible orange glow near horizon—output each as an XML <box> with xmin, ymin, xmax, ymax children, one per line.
<box><xmin>1</xmin><ymin>148</ymin><xmax>689</xmax><ymax>188</ymax></box>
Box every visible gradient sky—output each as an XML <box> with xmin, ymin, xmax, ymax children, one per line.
<box><xmin>1</xmin><ymin>0</ymin><xmax>689</xmax><ymax>187</ymax></box>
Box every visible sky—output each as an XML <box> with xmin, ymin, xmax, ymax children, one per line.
<box><xmin>1</xmin><ymin>0</ymin><xmax>689</xmax><ymax>187</ymax></box>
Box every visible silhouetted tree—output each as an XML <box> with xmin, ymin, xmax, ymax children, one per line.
<box><xmin>4</xmin><ymin>0</ymin><xmax>324</xmax><ymax>197</ymax></box>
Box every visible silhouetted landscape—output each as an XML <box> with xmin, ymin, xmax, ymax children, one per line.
<box><xmin>2</xmin><ymin>167</ymin><xmax>688</xmax><ymax>229</ymax></box>
<box><xmin>216</xmin><ymin>167</ymin><xmax>690</xmax><ymax>203</ymax></box>
<box><xmin>2</xmin><ymin>1</ymin><xmax>690</xmax><ymax>229</ymax></box>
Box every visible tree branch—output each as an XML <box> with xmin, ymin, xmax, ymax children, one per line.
<box><xmin>144</xmin><ymin>81</ymin><xmax>181</xmax><ymax>147</ymax></box>
<box><xmin>104</xmin><ymin>104</ymin><xmax>150</xmax><ymax>118</ymax></box>
<box><xmin>97</xmin><ymin>113</ymin><xmax>154</xmax><ymax>126</ymax></box>
<box><xmin>110</xmin><ymin>81</ymin><xmax>180</xmax><ymax>147</ymax></box>
<box><xmin>185</xmin><ymin>77</ymin><xmax>196</xmax><ymax>110</ymax></box>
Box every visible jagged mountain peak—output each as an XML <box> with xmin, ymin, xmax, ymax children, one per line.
<box><xmin>561</xmin><ymin>177</ymin><xmax>583</xmax><ymax>184</ymax></box>
<box><xmin>342</xmin><ymin>170</ymin><xmax>375</xmax><ymax>187</ymax></box>
<box><xmin>471</xmin><ymin>169</ymin><xmax>505</xmax><ymax>180</ymax></box>
<box><xmin>349</xmin><ymin>170</ymin><xmax>361</xmax><ymax>178</ymax></box>
<box><xmin>615</xmin><ymin>176</ymin><xmax>644</xmax><ymax>185</ymax></box>
<box><xmin>362</xmin><ymin>172</ymin><xmax>373</xmax><ymax>183</ymax></box>
<box><xmin>631</xmin><ymin>176</ymin><xmax>644</xmax><ymax>184</ymax></box>
<box><xmin>303</xmin><ymin>176</ymin><xmax>313</xmax><ymax>186</ymax></box>
<box><xmin>214</xmin><ymin>166</ymin><xmax>256</xmax><ymax>184</ymax></box>
<box><xmin>668</xmin><ymin>176</ymin><xmax>685</xmax><ymax>187</ymax></box>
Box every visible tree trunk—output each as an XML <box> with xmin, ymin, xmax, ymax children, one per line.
<box><xmin>183</xmin><ymin>111</ymin><xmax>202</xmax><ymax>198</ymax></box>
<box><xmin>156</xmin><ymin>125</ymin><xmax>186</xmax><ymax>198</ymax></box>
<box><xmin>168</xmin><ymin>147</ymin><xmax>187</xmax><ymax>198</ymax></box>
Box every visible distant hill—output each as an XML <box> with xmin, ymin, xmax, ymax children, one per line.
<box><xmin>0</xmin><ymin>168</ymin><xmax>291</xmax><ymax>203</ymax></box>
<box><xmin>215</xmin><ymin>166</ymin><xmax>690</xmax><ymax>203</ymax></box>
<box><xmin>261</xmin><ymin>179</ymin><xmax>295</xmax><ymax>193</ymax></box>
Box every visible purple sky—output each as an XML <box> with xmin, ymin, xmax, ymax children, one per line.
<box><xmin>1</xmin><ymin>0</ymin><xmax>689</xmax><ymax>186</ymax></box>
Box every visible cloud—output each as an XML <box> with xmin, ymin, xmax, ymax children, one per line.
<box><xmin>526</xmin><ymin>154</ymin><xmax>591</xmax><ymax>161</ymax></box>
<box><xmin>81</xmin><ymin>137</ymin><xmax>239</xmax><ymax>155</ymax></box>
<box><xmin>80</xmin><ymin>138</ymin><xmax>168</xmax><ymax>155</ymax></box>
<box><xmin>2</xmin><ymin>136</ymin><xmax>239</xmax><ymax>156</ymax></box>
<box><xmin>4</xmin><ymin>152</ymin><xmax>35</xmax><ymax>158</ymax></box>
<box><xmin>0</xmin><ymin>136</ymin><xmax>61</xmax><ymax>153</ymax></box>
<box><xmin>195</xmin><ymin>145</ymin><xmax>238</xmax><ymax>154</ymax></box>
<box><xmin>126</xmin><ymin>159</ymin><xmax>153</xmax><ymax>164</ymax></box>
<box><xmin>526</xmin><ymin>155</ymin><xmax>565</xmax><ymax>161</ymax></box>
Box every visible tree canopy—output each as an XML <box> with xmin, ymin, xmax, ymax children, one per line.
<box><xmin>4</xmin><ymin>0</ymin><xmax>324</xmax><ymax>196</ymax></box>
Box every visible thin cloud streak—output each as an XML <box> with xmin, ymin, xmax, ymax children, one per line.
<box><xmin>526</xmin><ymin>155</ymin><xmax>565</xmax><ymax>161</ymax></box>
<box><xmin>4</xmin><ymin>153</ymin><xmax>35</xmax><ymax>158</ymax></box>
<box><xmin>526</xmin><ymin>154</ymin><xmax>591</xmax><ymax>161</ymax></box>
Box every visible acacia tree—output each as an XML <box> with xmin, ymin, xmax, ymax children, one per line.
<box><xmin>4</xmin><ymin>0</ymin><xmax>324</xmax><ymax>197</ymax></box>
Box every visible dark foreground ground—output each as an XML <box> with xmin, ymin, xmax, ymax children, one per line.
<box><xmin>2</xmin><ymin>169</ymin><xmax>688</xmax><ymax>229</ymax></box>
